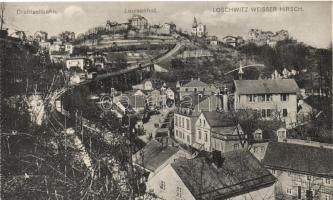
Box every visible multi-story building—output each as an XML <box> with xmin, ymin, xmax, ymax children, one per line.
<box><xmin>129</xmin><ymin>14</ymin><xmax>148</xmax><ymax>30</ymax></box>
<box><xmin>147</xmin><ymin>150</ymin><xmax>276</xmax><ymax>200</ymax></box>
<box><xmin>262</xmin><ymin>142</ymin><xmax>333</xmax><ymax>200</ymax></box>
<box><xmin>194</xmin><ymin>111</ymin><xmax>247</xmax><ymax>152</ymax></box>
<box><xmin>174</xmin><ymin>94</ymin><xmax>225</xmax><ymax>146</ymax></box>
<box><xmin>191</xmin><ymin>17</ymin><xmax>206</xmax><ymax>38</ymax></box>
<box><xmin>34</xmin><ymin>31</ymin><xmax>48</xmax><ymax>42</ymax></box>
<box><xmin>233</xmin><ymin>79</ymin><xmax>300</xmax><ymax>127</ymax></box>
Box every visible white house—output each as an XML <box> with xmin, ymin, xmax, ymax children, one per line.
<box><xmin>147</xmin><ymin>150</ymin><xmax>276</xmax><ymax>200</ymax></box>
<box><xmin>234</xmin><ymin>79</ymin><xmax>300</xmax><ymax>127</ymax></box>
<box><xmin>194</xmin><ymin>111</ymin><xmax>247</xmax><ymax>152</ymax></box>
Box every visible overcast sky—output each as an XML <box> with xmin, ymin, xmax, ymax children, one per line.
<box><xmin>5</xmin><ymin>1</ymin><xmax>332</xmax><ymax>48</ymax></box>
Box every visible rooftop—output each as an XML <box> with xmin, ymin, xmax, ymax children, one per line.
<box><xmin>133</xmin><ymin>140</ymin><xmax>179</xmax><ymax>172</ymax></box>
<box><xmin>262</xmin><ymin>142</ymin><xmax>333</xmax><ymax>178</ymax></box>
<box><xmin>202</xmin><ymin>111</ymin><xmax>235</xmax><ymax>127</ymax></box>
<box><xmin>171</xmin><ymin>150</ymin><xmax>276</xmax><ymax>200</ymax></box>
<box><xmin>182</xmin><ymin>79</ymin><xmax>209</xmax><ymax>88</ymax></box>
<box><xmin>234</xmin><ymin>79</ymin><xmax>300</xmax><ymax>94</ymax></box>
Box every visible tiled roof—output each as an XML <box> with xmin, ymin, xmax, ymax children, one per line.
<box><xmin>234</xmin><ymin>79</ymin><xmax>300</xmax><ymax>94</ymax></box>
<box><xmin>182</xmin><ymin>79</ymin><xmax>209</xmax><ymax>88</ymax></box>
<box><xmin>171</xmin><ymin>150</ymin><xmax>276</xmax><ymax>199</ymax></box>
<box><xmin>133</xmin><ymin>140</ymin><xmax>179</xmax><ymax>172</ymax></box>
<box><xmin>262</xmin><ymin>142</ymin><xmax>333</xmax><ymax>177</ymax></box>
<box><xmin>202</xmin><ymin>111</ymin><xmax>235</xmax><ymax>127</ymax></box>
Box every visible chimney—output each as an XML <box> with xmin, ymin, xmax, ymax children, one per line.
<box><xmin>211</xmin><ymin>150</ymin><xmax>224</xmax><ymax>168</ymax></box>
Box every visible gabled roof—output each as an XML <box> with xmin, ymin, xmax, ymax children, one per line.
<box><xmin>133</xmin><ymin>140</ymin><xmax>179</xmax><ymax>172</ymax></box>
<box><xmin>171</xmin><ymin>150</ymin><xmax>276</xmax><ymax>200</ymax></box>
<box><xmin>262</xmin><ymin>142</ymin><xmax>333</xmax><ymax>177</ymax></box>
<box><xmin>234</xmin><ymin>79</ymin><xmax>300</xmax><ymax>94</ymax></box>
<box><xmin>182</xmin><ymin>79</ymin><xmax>209</xmax><ymax>88</ymax></box>
<box><xmin>202</xmin><ymin>111</ymin><xmax>235</xmax><ymax>127</ymax></box>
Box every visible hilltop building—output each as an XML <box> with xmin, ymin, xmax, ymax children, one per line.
<box><xmin>191</xmin><ymin>17</ymin><xmax>206</xmax><ymax>38</ymax></box>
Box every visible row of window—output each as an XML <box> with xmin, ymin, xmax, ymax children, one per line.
<box><xmin>255</xmin><ymin>108</ymin><xmax>288</xmax><ymax>118</ymax></box>
<box><xmin>175</xmin><ymin>130</ymin><xmax>191</xmax><ymax>143</ymax></box>
<box><xmin>198</xmin><ymin>130</ymin><xmax>208</xmax><ymax>142</ymax></box>
<box><xmin>174</xmin><ymin>116</ymin><xmax>190</xmax><ymax>130</ymax></box>
<box><xmin>271</xmin><ymin>170</ymin><xmax>332</xmax><ymax>185</ymax></box>
<box><xmin>160</xmin><ymin>181</ymin><xmax>183</xmax><ymax>197</ymax></box>
<box><xmin>247</xmin><ymin>94</ymin><xmax>289</xmax><ymax>102</ymax></box>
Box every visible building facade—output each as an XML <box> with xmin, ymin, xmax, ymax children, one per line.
<box><xmin>234</xmin><ymin>79</ymin><xmax>299</xmax><ymax>127</ymax></box>
<box><xmin>263</xmin><ymin>142</ymin><xmax>333</xmax><ymax>200</ymax></box>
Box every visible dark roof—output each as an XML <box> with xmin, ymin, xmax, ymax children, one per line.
<box><xmin>262</xmin><ymin>142</ymin><xmax>333</xmax><ymax>177</ymax></box>
<box><xmin>182</xmin><ymin>79</ymin><xmax>209</xmax><ymax>87</ymax></box>
<box><xmin>171</xmin><ymin>150</ymin><xmax>276</xmax><ymax>200</ymax></box>
<box><xmin>134</xmin><ymin>140</ymin><xmax>179</xmax><ymax>172</ymax></box>
<box><xmin>202</xmin><ymin>111</ymin><xmax>235</xmax><ymax>127</ymax></box>
<box><xmin>234</xmin><ymin>79</ymin><xmax>300</xmax><ymax>94</ymax></box>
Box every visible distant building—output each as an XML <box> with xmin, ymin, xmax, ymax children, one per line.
<box><xmin>194</xmin><ymin>111</ymin><xmax>247</xmax><ymax>152</ymax></box>
<box><xmin>263</xmin><ymin>142</ymin><xmax>333</xmax><ymax>200</ymax></box>
<box><xmin>247</xmin><ymin>29</ymin><xmax>289</xmax><ymax>46</ymax></box>
<box><xmin>34</xmin><ymin>31</ymin><xmax>48</xmax><ymax>42</ymax></box>
<box><xmin>157</xmin><ymin>23</ymin><xmax>176</xmax><ymax>35</ymax></box>
<box><xmin>129</xmin><ymin>14</ymin><xmax>148</xmax><ymax>30</ymax></box>
<box><xmin>147</xmin><ymin>150</ymin><xmax>276</xmax><ymax>200</ymax></box>
<box><xmin>179</xmin><ymin>78</ymin><xmax>216</xmax><ymax>100</ymax></box>
<box><xmin>12</xmin><ymin>31</ymin><xmax>26</xmax><ymax>41</ymax></box>
<box><xmin>105</xmin><ymin>21</ymin><xmax>129</xmax><ymax>33</ymax></box>
<box><xmin>233</xmin><ymin>79</ymin><xmax>300</xmax><ymax>127</ymax></box>
<box><xmin>65</xmin><ymin>57</ymin><xmax>91</xmax><ymax>71</ymax></box>
<box><xmin>222</xmin><ymin>36</ymin><xmax>244</xmax><ymax>47</ymax></box>
<box><xmin>191</xmin><ymin>17</ymin><xmax>206</xmax><ymax>38</ymax></box>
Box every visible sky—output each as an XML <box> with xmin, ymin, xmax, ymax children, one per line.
<box><xmin>4</xmin><ymin>1</ymin><xmax>332</xmax><ymax>48</ymax></box>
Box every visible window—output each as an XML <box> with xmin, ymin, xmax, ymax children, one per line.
<box><xmin>266</xmin><ymin>94</ymin><xmax>272</xmax><ymax>101</ymax></box>
<box><xmin>271</xmin><ymin>170</ymin><xmax>276</xmax><ymax>175</ymax></box>
<box><xmin>160</xmin><ymin>181</ymin><xmax>165</xmax><ymax>190</ymax></box>
<box><xmin>187</xmin><ymin>135</ymin><xmax>190</xmax><ymax>143</ymax></box>
<box><xmin>267</xmin><ymin>109</ymin><xmax>271</xmax><ymax>117</ymax></box>
<box><xmin>199</xmin><ymin>119</ymin><xmax>202</xmax><ymax>126</ymax></box>
<box><xmin>248</xmin><ymin>95</ymin><xmax>253</xmax><ymax>102</ymax></box>
<box><xmin>288</xmin><ymin>172</ymin><xmax>292</xmax><ymax>177</ymax></box>
<box><xmin>205</xmin><ymin>133</ymin><xmax>208</xmax><ymax>142</ymax></box>
<box><xmin>283</xmin><ymin>109</ymin><xmax>288</xmax><ymax>117</ymax></box>
<box><xmin>325</xmin><ymin>178</ymin><xmax>331</xmax><ymax>185</ymax></box>
<box><xmin>186</xmin><ymin>119</ymin><xmax>190</xmax><ymax>130</ymax></box>
<box><xmin>182</xmin><ymin>118</ymin><xmax>184</xmax><ymax>128</ymax></box>
<box><xmin>286</xmin><ymin>187</ymin><xmax>292</xmax><ymax>195</ymax></box>
<box><xmin>203</xmin><ymin>120</ymin><xmax>206</xmax><ymax>126</ymax></box>
<box><xmin>260</xmin><ymin>146</ymin><xmax>265</xmax><ymax>152</ymax></box>
<box><xmin>175</xmin><ymin>116</ymin><xmax>178</xmax><ymax>126</ymax></box>
<box><xmin>176</xmin><ymin>187</ymin><xmax>182</xmax><ymax>197</ymax></box>
<box><xmin>234</xmin><ymin>143</ymin><xmax>239</xmax><ymax>150</ymax></box>
<box><xmin>198</xmin><ymin>130</ymin><xmax>202</xmax><ymax>140</ymax></box>
<box><xmin>281</xmin><ymin>94</ymin><xmax>289</xmax><ymax>101</ymax></box>
<box><xmin>194</xmin><ymin>88</ymin><xmax>197</xmax><ymax>92</ymax></box>
<box><xmin>261</xmin><ymin>109</ymin><xmax>266</xmax><ymax>118</ymax></box>
<box><xmin>176</xmin><ymin>130</ymin><xmax>178</xmax><ymax>137</ymax></box>
<box><xmin>307</xmin><ymin>175</ymin><xmax>312</xmax><ymax>181</ymax></box>
<box><xmin>185</xmin><ymin>88</ymin><xmax>189</xmax><ymax>92</ymax></box>
<box><xmin>253</xmin><ymin>147</ymin><xmax>257</xmax><ymax>153</ymax></box>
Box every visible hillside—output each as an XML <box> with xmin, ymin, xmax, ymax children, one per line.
<box><xmin>155</xmin><ymin>39</ymin><xmax>332</xmax><ymax>91</ymax></box>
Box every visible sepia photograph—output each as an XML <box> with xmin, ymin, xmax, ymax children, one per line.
<box><xmin>0</xmin><ymin>1</ymin><xmax>332</xmax><ymax>199</ymax></box>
